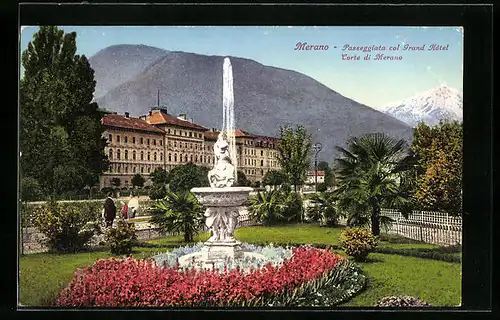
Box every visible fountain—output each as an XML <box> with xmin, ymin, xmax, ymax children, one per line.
<box><xmin>176</xmin><ymin>57</ymin><xmax>264</xmax><ymax>269</ymax></box>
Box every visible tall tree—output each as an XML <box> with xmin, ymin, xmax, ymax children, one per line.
<box><xmin>262</xmin><ymin>170</ymin><xmax>287</xmax><ymax>186</ymax></box>
<box><xmin>168</xmin><ymin>163</ymin><xmax>210</xmax><ymax>193</ymax></box>
<box><xmin>131</xmin><ymin>174</ymin><xmax>146</xmax><ymax>188</ymax></box>
<box><xmin>276</xmin><ymin>125</ymin><xmax>312</xmax><ymax>192</ymax></box>
<box><xmin>150</xmin><ymin>167</ymin><xmax>169</xmax><ymax>186</ymax></box>
<box><xmin>412</xmin><ymin>121</ymin><xmax>463</xmax><ymax>215</ymax></box>
<box><xmin>333</xmin><ymin>133</ymin><xmax>417</xmax><ymax>236</ymax></box>
<box><xmin>317</xmin><ymin>161</ymin><xmax>336</xmax><ymax>187</ymax></box>
<box><xmin>20</xmin><ymin>26</ymin><xmax>108</xmax><ymax>196</ymax></box>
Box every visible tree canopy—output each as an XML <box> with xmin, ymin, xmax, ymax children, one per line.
<box><xmin>168</xmin><ymin>163</ymin><xmax>210</xmax><ymax>193</ymax></box>
<box><xmin>20</xmin><ymin>26</ymin><xmax>108</xmax><ymax>198</ymax></box>
<box><xmin>276</xmin><ymin>125</ymin><xmax>312</xmax><ymax>192</ymax></box>
<box><xmin>411</xmin><ymin>121</ymin><xmax>462</xmax><ymax>215</ymax></box>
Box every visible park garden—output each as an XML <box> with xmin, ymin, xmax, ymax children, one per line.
<box><xmin>19</xmin><ymin>26</ymin><xmax>462</xmax><ymax>309</ymax></box>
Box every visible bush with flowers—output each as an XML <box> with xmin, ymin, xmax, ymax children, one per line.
<box><xmin>105</xmin><ymin>220</ymin><xmax>137</xmax><ymax>255</ymax></box>
<box><xmin>56</xmin><ymin>246</ymin><xmax>366</xmax><ymax>307</ymax></box>
<box><xmin>31</xmin><ymin>201</ymin><xmax>102</xmax><ymax>253</ymax></box>
<box><xmin>339</xmin><ymin>227</ymin><xmax>378</xmax><ymax>261</ymax></box>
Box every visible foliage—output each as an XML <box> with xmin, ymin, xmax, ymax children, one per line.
<box><xmin>317</xmin><ymin>161</ymin><xmax>336</xmax><ymax>187</ymax></box>
<box><xmin>262</xmin><ymin>170</ymin><xmax>288</xmax><ymax>186</ymax></box>
<box><xmin>339</xmin><ymin>227</ymin><xmax>378</xmax><ymax>262</ymax></box>
<box><xmin>276</xmin><ymin>125</ymin><xmax>312</xmax><ymax>192</ymax></box>
<box><xmin>105</xmin><ymin>220</ymin><xmax>137</xmax><ymax>255</ymax></box>
<box><xmin>373</xmin><ymin>247</ymin><xmax>461</xmax><ymax>263</ymax></box>
<box><xmin>375</xmin><ymin>296</ymin><xmax>431</xmax><ymax>307</ymax></box>
<box><xmin>31</xmin><ymin>201</ymin><xmax>102</xmax><ymax>253</ymax></box>
<box><xmin>111</xmin><ymin>178</ymin><xmax>121</xmax><ymax>188</ymax></box>
<box><xmin>131</xmin><ymin>174</ymin><xmax>145</xmax><ymax>188</ymax></box>
<box><xmin>150</xmin><ymin>188</ymin><xmax>204</xmax><ymax>242</ymax></box>
<box><xmin>168</xmin><ymin>163</ymin><xmax>210</xmax><ymax>193</ymax></box>
<box><xmin>148</xmin><ymin>183</ymin><xmax>167</xmax><ymax>200</ymax></box>
<box><xmin>317</xmin><ymin>182</ymin><xmax>327</xmax><ymax>192</ymax></box>
<box><xmin>56</xmin><ymin>246</ymin><xmax>344</xmax><ymax>307</ymax></box>
<box><xmin>333</xmin><ymin>133</ymin><xmax>417</xmax><ymax>236</ymax></box>
<box><xmin>281</xmin><ymin>191</ymin><xmax>304</xmax><ymax>223</ymax></box>
<box><xmin>412</xmin><ymin>121</ymin><xmax>463</xmax><ymax>215</ymax></box>
<box><xmin>20</xmin><ymin>176</ymin><xmax>44</xmax><ymax>202</ymax></box>
<box><xmin>306</xmin><ymin>192</ymin><xmax>342</xmax><ymax>226</ymax></box>
<box><xmin>150</xmin><ymin>167</ymin><xmax>169</xmax><ymax>186</ymax></box>
<box><xmin>234</xmin><ymin>170</ymin><xmax>251</xmax><ymax>187</ymax></box>
<box><xmin>251</xmin><ymin>180</ymin><xmax>262</xmax><ymax>188</ymax></box>
<box><xmin>248</xmin><ymin>190</ymin><xmax>287</xmax><ymax>225</ymax></box>
<box><xmin>20</xmin><ymin>26</ymin><xmax>108</xmax><ymax>197</ymax></box>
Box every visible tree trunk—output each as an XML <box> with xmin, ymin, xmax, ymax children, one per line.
<box><xmin>371</xmin><ymin>206</ymin><xmax>381</xmax><ymax>236</ymax></box>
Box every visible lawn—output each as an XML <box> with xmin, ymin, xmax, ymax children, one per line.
<box><xmin>18</xmin><ymin>224</ymin><xmax>461</xmax><ymax>307</ymax></box>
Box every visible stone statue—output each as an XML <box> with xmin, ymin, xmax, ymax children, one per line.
<box><xmin>204</xmin><ymin>207</ymin><xmax>239</xmax><ymax>242</ymax></box>
<box><xmin>208</xmin><ymin>132</ymin><xmax>235</xmax><ymax>188</ymax></box>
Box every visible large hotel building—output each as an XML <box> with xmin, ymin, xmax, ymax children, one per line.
<box><xmin>99</xmin><ymin>107</ymin><xmax>281</xmax><ymax>189</ymax></box>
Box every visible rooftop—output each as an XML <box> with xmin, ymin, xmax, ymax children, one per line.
<box><xmin>146</xmin><ymin>110</ymin><xmax>208</xmax><ymax>131</ymax></box>
<box><xmin>101</xmin><ymin>114</ymin><xmax>165</xmax><ymax>134</ymax></box>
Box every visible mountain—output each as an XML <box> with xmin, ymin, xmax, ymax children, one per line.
<box><xmin>91</xmin><ymin>47</ymin><xmax>414</xmax><ymax>162</ymax></box>
<box><xmin>378</xmin><ymin>85</ymin><xmax>463</xmax><ymax>127</ymax></box>
<box><xmin>89</xmin><ymin>44</ymin><xmax>169</xmax><ymax>99</ymax></box>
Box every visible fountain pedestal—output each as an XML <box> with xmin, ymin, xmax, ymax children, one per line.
<box><xmin>178</xmin><ymin>186</ymin><xmax>253</xmax><ymax>269</ymax></box>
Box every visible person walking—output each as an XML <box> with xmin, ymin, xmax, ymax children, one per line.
<box><xmin>127</xmin><ymin>193</ymin><xmax>139</xmax><ymax>219</ymax></box>
<box><xmin>103</xmin><ymin>192</ymin><xmax>117</xmax><ymax>228</ymax></box>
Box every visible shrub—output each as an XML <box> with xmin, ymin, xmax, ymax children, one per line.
<box><xmin>339</xmin><ymin>227</ymin><xmax>377</xmax><ymax>261</ymax></box>
<box><xmin>57</xmin><ymin>246</ymin><xmax>347</xmax><ymax>307</ymax></box>
<box><xmin>317</xmin><ymin>183</ymin><xmax>327</xmax><ymax>192</ymax></box>
<box><xmin>148</xmin><ymin>184</ymin><xmax>167</xmax><ymax>200</ymax></box>
<box><xmin>106</xmin><ymin>220</ymin><xmax>137</xmax><ymax>255</ymax></box>
<box><xmin>31</xmin><ymin>201</ymin><xmax>102</xmax><ymax>253</ymax></box>
<box><xmin>20</xmin><ymin>176</ymin><xmax>45</xmax><ymax>202</ymax></box>
<box><xmin>375</xmin><ymin>296</ymin><xmax>431</xmax><ymax>307</ymax></box>
<box><xmin>282</xmin><ymin>192</ymin><xmax>304</xmax><ymax>222</ymax></box>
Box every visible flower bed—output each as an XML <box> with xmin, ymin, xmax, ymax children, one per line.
<box><xmin>56</xmin><ymin>246</ymin><xmax>363</xmax><ymax>307</ymax></box>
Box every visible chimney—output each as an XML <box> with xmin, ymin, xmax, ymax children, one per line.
<box><xmin>139</xmin><ymin>115</ymin><xmax>147</xmax><ymax>120</ymax></box>
<box><xmin>178</xmin><ymin>113</ymin><xmax>187</xmax><ymax>121</ymax></box>
<box><xmin>125</xmin><ymin>112</ymin><xmax>130</xmax><ymax>118</ymax></box>
<box><xmin>148</xmin><ymin>110</ymin><xmax>152</xmax><ymax>116</ymax></box>
<box><xmin>190</xmin><ymin>118</ymin><xmax>194</xmax><ymax>123</ymax></box>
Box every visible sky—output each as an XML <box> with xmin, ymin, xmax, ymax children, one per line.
<box><xmin>20</xmin><ymin>26</ymin><xmax>463</xmax><ymax>109</ymax></box>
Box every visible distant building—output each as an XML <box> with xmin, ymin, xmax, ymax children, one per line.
<box><xmin>99</xmin><ymin>107</ymin><xmax>281</xmax><ymax>189</ymax></box>
<box><xmin>305</xmin><ymin>170</ymin><xmax>325</xmax><ymax>184</ymax></box>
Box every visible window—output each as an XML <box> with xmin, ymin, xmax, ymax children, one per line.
<box><xmin>179</xmin><ymin>130</ymin><xmax>182</xmax><ymax>136</ymax></box>
<box><xmin>168</xmin><ymin>129</ymin><xmax>171</xmax><ymax>134</ymax></box>
<box><xmin>195</xmin><ymin>155</ymin><xmax>198</xmax><ymax>162</ymax></box>
<box><xmin>189</xmin><ymin>132</ymin><xmax>192</xmax><ymax>137</ymax></box>
<box><xmin>261</xmin><ymin>150</ymin><xmax>263</xmax><ymax>156</ymax></box>
<box><xmin>190</xmin><ymin>143</ymin><xmax>193</xmax><ymax>149</ymax></box>
<box><xmin>147</xmin><ymin>167</ymin><xmax>150</xmax><ymax>173</ymax></box>
<box><xmin>133</xmin><ymin>151</ymin><xmax>136</xmax><ymax>160</ymax></box>
<box><xmin>174</xmin><ymin>130</ymin><xmax>177</xmax><ymax>135</ymax></box>
<box><xmin>261</xmin><ymin>160</ymin><xmax>263</xmax><ymax>166</ymax></box>
<box><xmin>141</xmin><ymin>151</ymin><xmax>144</xmax><ymax>160</ymax></box>
<box><xmin>185</xmin><ymin>154</ymin><xmax>188</xmax><ymax>162</ymax></box>
<box><xmin>141</xmin><ymin>167</ymin><xmax>144</xmax><ymax>173</ymax></box>
<box><xmin>117</xmin><ymin>135</ymin><xmax>121</xmax><ymax>143</ymax></box>
<box><xmin>180</xmin><ymin>154</ymin><xmax>183</xmax><ymax>162</ymax></box>
<box><xmin>124</xmin><ymin>136</ymin><xmax>128</xmax><ymax>143</ymax></box>
<box><xmin>160</xmin><ymin>153</ymin><xmax>163</xmax><ymax>161</ymax></box>
<box><xmin>147</xmin><ymin>139</ymin><xmax>150</xmax><ymax>145</ymax></box>
<box><xmin>169</xmin><ymin>153</ymin><xmax>172</xmax><ymax>162</ymax></box>
<box><xmin>190</xmin><ymin>155</ymin><xmax>193</xmax><ymax>162</ymax></box>
<box><xmin>132</xmin><ymin>137</ymin><xmax>136</xmax><ymax>144</ymax></box>
<box><xmin>200</xmin><ymin>155</ymin><xmax>203</xmax><ymax>162</ymax></box>
<box><xmin>117</xmin><ymin>166</ymin><xmax>120</xmax><ymax>173</ymax></box>
<box><xmin>174</xmin><ymin>153</ymin><xmax>178</xmax><ymax>162</ymax></box>
<box><xmin>125</xmin><ymin>150</ymin><xmax>128</xmax><ymax>160</ymax></box>
<box><xmin>134</xmin><ymin>167</ymin><xmax>136</xmax><ymax>173</ymax></box>
<box><xmin>174</xmin><ymin>141</ymin><xmax>177</xmax><ymax>147</ymax></box>
<box><xmin>154</xmin><ymin>152</ymin><xmax>157</xmax><ymax>161</ymax></box>
<box><xmin>117</xmin><ymin>150</ymin><xmax>121</xmax><ymax>160</ymax></box>
<box><xmin>184</xmin><ymin>132</ymin><xmax>187</xmax><ymax>136</ymax></box>
<box><xmin>195</xmin><ymin>144</ymin><xmax>198</xmax><ymax>150</ymax></box>
<box><xmin>125</xmin><ymin>166</ymin><xmax>128</xmax><ymax>173</ymax></box>
<box><xmin>148</xmin><ymin>152</ymin><xmax>151</xmax><ymax>161</ymax></box>
<box><xmin>160</xmin><ymin>140</ymin><xmax>163</xmax><ymax>146</ymax></box>
<box><xmin>140</xmin><ymin>137</ymin><xmax>144</xmax><ymax>144</ymax></box>
<box><xmin>108</xmin><ymin>134</ymin><xmax>112</xmax><ymax>142</ymax></box>
<box><xmin>109</xmin><ymin>149</ymin><xmax>113</xmax><ymax>159</ymax></box>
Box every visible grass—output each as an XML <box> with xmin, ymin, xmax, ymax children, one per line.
<box><xmin>343</xmin><ymin>253</ymin><xmax>461</xmax><ymax>307</ymax></box>
<box><xmin>19</xmin><ymin>223</ymin><xmax>461</xmax><ymax>307</ymax></box>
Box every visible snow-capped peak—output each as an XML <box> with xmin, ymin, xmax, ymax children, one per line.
<box><xmin>379</xmin><ymin>84</ymin><xmax>463</xmax><ymax>127</ymax></box>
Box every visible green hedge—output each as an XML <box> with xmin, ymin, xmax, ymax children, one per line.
<box><xmin>373</xmin><ymin>247</ymin><xmax>461</xmax><ymax>263</ymax></box>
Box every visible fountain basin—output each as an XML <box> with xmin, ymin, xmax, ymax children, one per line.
<box><xmin>191</xmin><ymin>187</ymin><xmax>253</xmax><ymax>207</ymax></box>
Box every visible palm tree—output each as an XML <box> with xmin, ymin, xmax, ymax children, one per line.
<box><xmin>307</xmin><ymin>191</ymin><xmax>343</xmax><ymax>226</ymax></box>
<box><xmin>333</xmin><ymin>133</ymin><xmax>417</xmax><ymax>236</ymax></box>
<box><xmin>150</xmin><ymin>188</ymin><xmax>204</xmax><ymax>242</ymax></box>
<box><xmin>248</xmin><ymin>189</ymin><xmax>287</xmax><ymax>225</ymax></box>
